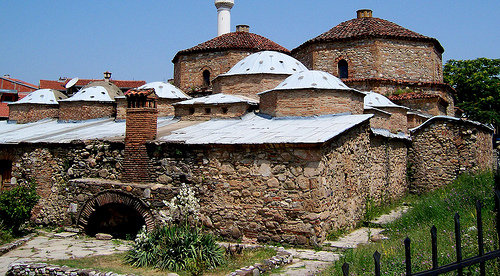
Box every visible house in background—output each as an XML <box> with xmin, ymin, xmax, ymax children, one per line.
<box><xmin>39</xmin><ymin>72</ymin><xmax>146</xmax><ymax>96</ymax></box>
<box><xmin>0</xmin><ymin>74</ymin><xmax>38</xmax><ymax>120</ymax></box>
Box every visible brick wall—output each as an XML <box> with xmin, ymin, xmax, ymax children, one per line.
<box><xmin>407</xmin><ymin>113</ymin><xmax>428</xmax><ymax>129</ymax></box>
<box><xmin>122</xmin><ymin>108</ymin><xmax>157</xmax><ymax>183</ymax></box>
<box><xmin>8</xmin><ymin>104</ymin><xmax>59</xmax><ymax>123</ymax></box>
<box><xmin>347</xmin><ymin>79</ymin><xmax>454</xmax><ymax>116</ymax></box>
<box><xmin>175</xmin><ymin>103</ymin><xmax>251</xmax><ymax>120</ymax></box>
<box><xmin>293</xmin><ymin>38</ymin><xmax>443</xmax><ymax>82</ymax></box>
<box><xmin>117</xmin><ymin>98</ymin><xmax>179</xmax><ymax>120</ymax></box>
<box><xmin>173</xmin><ymin>50</ymin><xmax>253</xmax><ymax>92</ymax></box>
<box><xmin>260</xmin><ymin>89</ymin><xmax>364</xmax><ymax>117</ymax></box>
<box><xmin>409</xmin><ymin>118</ymin><xmax>494</xmax><ymax>193</ymax></box>
<box><xmin>59</xmin><ymin>101</ymin><xmax>115</xmax><ymax>121</ymax></box>
<box><xmin>213</xmin><ymin>74</ymin><xmax>288</xmax><ymax>100</ymax></box>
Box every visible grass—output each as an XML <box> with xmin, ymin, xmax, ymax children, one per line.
<box><xmin>321</xmin><ymin>171</ymin><xmax>500</xmax><ymax>275</ymax></box>
<box><xmin>48</xmin><ymin>247</ymin><xmax>276</xmax><ymax>275</ymax></box>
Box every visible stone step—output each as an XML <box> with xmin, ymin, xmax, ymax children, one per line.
<box><xmin>369</xmin><ymin>206</ymin><xmax>411</xmax><ymax>226</ymax></box>
<box><xmin>323</xmin><ymin>227</ymin><xmax>385</xmax><ymax>249</ymax></box>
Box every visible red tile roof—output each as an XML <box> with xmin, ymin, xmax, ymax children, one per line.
<box><xmin>0</xmin><ymin>103</ymin><xmax>9</xmax><ymax>118</ymax></box>
<box><xmin>0</xmin><ymin>76</ymin><xmax>38</xmax><ymax>91</ymax></box>
<box><xmin>125</xmin><ymin>88</ymin><xmax>156</xmax><ymax>97</ymax></box>
<box><xmin>388</xmin><ymin>92</ymin><xmax>441</xmax><ymax>101</ymax></box>
<box><xmin>40</xmin><ymin>79</ymin><xmax>146</xmax><ymax>91</ymax></box>
<box><xmin>292</xmin><ymin>17</ymin><xmax>444</xmax><ymax>53</ymax></box>
<box><xmin>173</xmin><ymin>32</ymin><xmax>289</xmax><ymax>62</ymax></box>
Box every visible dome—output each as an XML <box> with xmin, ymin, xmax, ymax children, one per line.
<box><xmin>261</xmin><ymin>70</ymin><xmax>354</xmax><ymax>94</ymax></box>
<box><xmin>222</xmin><ymin>51</ymin><xmax>308</xmax><ymax>76</ymax></box>
<box><xmin>10</xmin><ymin>89</ymin><xmax>67</xmax><ymax>105</ymax></box>
<box><xmin>364</xmin><ymin>91</ymin><xmax>407</xmax><ymax>109</ymax></box>
<box><xmin>138</xmin><ymin>82</ymin><xmax>190</xmax><ymax>99</ymax></box>
<box><xmin>62</xmin><ymin>81</ymin><xmax>123</xmax><ymax>102</ymax></box>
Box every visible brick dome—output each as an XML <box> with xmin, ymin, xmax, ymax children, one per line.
<box><xmin>293</xmin><ymin>16</ymin><xmax>444</xmax><ymax>54</ymax></box>
<box><xmin>173</xmin><ymin>32</ymin><xmax>289</xmax><ymax>62</ymax></box>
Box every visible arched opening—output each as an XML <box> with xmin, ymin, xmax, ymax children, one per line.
<box><xmin>338</xmin><ymin>59</ymin><xmax>348</xmax><ymax>79</ymax></box>
<box><xmin>203</xmin><ymin>70</ymin><xmax>211</xmax><ymax>86</ymax></box>
<box><xmin>86</xmin><ymin>203</ymin><xmax>145</xmax><ymax>239</ymax></box>
<box><xmin>77</xmin><ymin>191</ymin><xmax>156</xmax><ymax>239</ymax></box>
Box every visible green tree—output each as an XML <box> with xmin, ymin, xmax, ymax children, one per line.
<box><xmin>0</xmin><ymin>183</ymin><xmax>39</xmax><ymax>234</ymax></box>
<box><xmin>443</xmin><ymin>58</ymin><xmax>500</xmax><ymax>132</ymax></box>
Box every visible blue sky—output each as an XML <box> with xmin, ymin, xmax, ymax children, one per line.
<box><xmin>1</xmin><ymin>0</ymin><xmax>499</xmax><ymax>85</ymax></box>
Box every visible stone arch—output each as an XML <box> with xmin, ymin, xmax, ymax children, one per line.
<box><xmin>77</xmin><ymin>190</ymin><xmax>156</xmax><ymax>235</ymax></box>
<box><xmin>200</xmin><ymin>66</ymin><xmax>213</xmax><ymax>87</ymax></box>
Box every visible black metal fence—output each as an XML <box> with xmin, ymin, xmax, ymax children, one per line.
<box><xmin>342</xmin><ymin>189</ymin><xmax>500</xmax><ymax>276</ymax></box>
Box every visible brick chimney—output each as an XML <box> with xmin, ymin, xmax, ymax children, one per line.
<box><xmin>357</xmin><ymin>9</ymin><xmax>372</xmax><ymax>18</ymax></box>
<box><xmin>236</xmin><ymin>25</ymin><xmax>249</xmax><ymax>33</ymax></box>
<box><xmin>122</xmin><ymin>88</ymin><xmax>158</xmax><ymax>183</ymax></box>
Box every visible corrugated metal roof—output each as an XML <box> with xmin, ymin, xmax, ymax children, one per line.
<box><xmin>259</xmin><ymin>70</ymin><xmax>360</xmax><ymax>95</ymax></box>
<box><xmin>410</xmin><ymin>116</ymin><xmax>494</xmax><ymax>133</ymax></box>
<box><xmin>222</xmin><ymin>51</ymin><xmax>308</xmax><ymax>76</ymax></box>
<box><xmin>160</xmin><ymin>112</ymin><xmax>372</xmax><ymax>145</ymax></box>
<box><xmin>174</xmin><ymin>93</ymin><xmax>258</xmax><ymax>105</ymax></box>
<box><xmin>138</xmin><ymin>82</ymin><xmax>190</xmax><ymax>100</ymax></box>
<box><xmin>371</xmin><ymin>128</ymin><xmax>410</xmax><ymax>141</ymax></box>
<box><xmin>0</xmin><ymin>118</ymin><xmax>179</xmax><ymax>144</ymax></box>
<box><xmin>9</xmin><ymin>89</ymin><xmax>67</xmax><ymax>105</ymax></box>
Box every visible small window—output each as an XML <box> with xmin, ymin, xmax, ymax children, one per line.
<box><xmin>338</xmin><ymin>59</ymin><xmax>348</xmax><ymax>79</ymax></box>
<box><xmin>189</xmin><ymin>107</ymin><xmax>195</xmax><ymax>115</ymax></box>
<box><xmin>204</xmin><ymin>108</ymin><xmax>211</xmax><ymax>114</ymax></box>
<box><xmin>0</xmin><ymin>160</ymin><xmax>13</xmax><ymax>191</ymax></box>
<box><xmin>203</xmin><ymin>70</ymin><xmax>211</xmax><ymax>86</ymax></box>
<box><xmin>222</xmin><ymin>107</ymin><xmax>228</xmax><ymax>114</ymax></box>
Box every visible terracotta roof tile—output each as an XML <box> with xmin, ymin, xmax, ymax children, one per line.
<box><xmin>173</xmin><ymin>32</ymin><xmax>289</xmax><ymax>62</ymax></box>
<box><xmin>125</xmin><ymin>88</ymin><xmax>156</xmax><ymax>97</ymax></box>
<box><xmin>388</xmin><ymin>92</ymin><xmax>440</xmax><ymax>101</ymax></box>
<box><xmin>293</xmin><ymin>17</ymin><xmax>443</xmax><ymax>53</ymax></box>
<box><xmin>39</xmin><ymin>80</ymin><xmax>65</xmax><ymax>90</ymax></box>
<box><xmin>0</xmin><ymin>76</ymin><xmax>38</xmax><ymax>90</ymax></box>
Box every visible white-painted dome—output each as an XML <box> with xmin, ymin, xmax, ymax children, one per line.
<box><xmin>223</xmin><ymin>51</ymin><xmax>308</xmax><ymax>76</ymax></box>
<box><xmin>364</xmin><ymin>91</ymin><xmax>406</xmax><ymax>109</ymax></box>
<box><xmin>138</xmin><ymin>82</ymin><xmax>191</xmax><ymax>99</ymax></box>
<box><xmin>10</xmin><ymin>89</ymin><xmax>67</xmax><ymax>105</ymax></box>
<box><xmin>61</xmin><ymin>86</ymin><xmax>115</xmax><ymax>102</ymax></box>
<box><xmin>261</xmin><ymin>71</ymin><xmax>353</xmax><ymax>94</ymax></box>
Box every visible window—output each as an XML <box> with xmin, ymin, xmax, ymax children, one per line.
<box><xmin>338</xmin><ymin>59</ymin><xmax>348</xmax><ymax>79</ymax></box>
<box><xmin>0</xmin><ymin>160</ymin><xmax>12</xmax><ymax>190</ymax></box>
<box><xmin>222</xmin><ymin>107</ymin><xmax>228</xmax><ymax>114</ymax></box>
<box><xmin>204</xmin><ymin>108</ymin><xmax>211</xmax><ymax>114</ymax></box>
<box><xmin>189</xmin><ymin>107</ymin><xmax>195</xmax><ymax>115</ymax></box>
<box><xmin>203</xmin><ymin>70</ymin><xmax>211</xmax><ymax>86</ymax></box>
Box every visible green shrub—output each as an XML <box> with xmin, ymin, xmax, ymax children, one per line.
<box><xmin>0</xmin><ymin>183</ymin><xmax>40</xmax><ymax>234</ymax></box>
<box><xmin>126</xmin><ymin>224</ymin><xmax>225</xmax><ymax>272</ymax></box>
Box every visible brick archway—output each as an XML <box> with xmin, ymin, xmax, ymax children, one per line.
<box><xmin>77</xmin><ymin>190</ymin><xmax>156</xmax><ymax>233</ymax></box>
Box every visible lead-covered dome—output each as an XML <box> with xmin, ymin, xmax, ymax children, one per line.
<box><xmin>61</xmin><ymin>81</ymin><xmax>123</xmax><ymax>102</ymax></box>
<box><xmin>223</xmin><ymin>51</ymin><xmax>308</xmax><ymax>76</ymax></box>
<box><xmin>364</xmin><ymin>91</ymin><xmax>406</xmax><ymax>109</ymax></box>
<box><xmin>138</xmin><ymin>82</ymin><xmax>190</xmax><ymax>99</ymax></box>
<box><xmin>10</xmin><ymin>89</ymin><xmax>67</xmax><ymax>105</ymax></box>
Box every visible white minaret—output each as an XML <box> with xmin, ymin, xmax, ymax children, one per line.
<box><xmin>215</xmin><ymin>0</ymin><xmax>234</xmax><ymax>36</ymax></box>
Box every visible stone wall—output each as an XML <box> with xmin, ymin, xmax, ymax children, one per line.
<box><xmin>173</xmin><ymin>50</ymin><xmax>252</xmax><ymax>93</ymax></box>
<box><xmin>8</xmin><ymin>104</ymin><xmax>59</xmax><ymax>124</ymax></box>
<box><xmin>3</xmin><ymin>123</ymin><xmax>409</xmax><ymax>244</ymax></box>
<box><xmin>213</xmin><ymin>74</ymin><xmax>288</xmax><ymax>100</ymax></box>
<box><xmin>59</xmin><ymin>101</ymin><xmax>116</xmax><ymax>121</ymax></box>
<box><xmin>365</xmin><ymin>107</ymin><xmax>407</xmax><ymax>134</ymax></box>
<box><xmin>174</xmin><ymin>103</ymin><xmax>251</xmax><ymax>120</ymax></box>
<box><xmin>392</xmin><ymin>97</ymin><xmax>448</xmax><ymax>117</ymax></box>
<box><xmin>260</xmin><ymin>89</ymin><xmax>364</xmax><ymax>117</ymax></box>
<box><xmin>0</xmin><ymin>142</ymin><xmax>124</xmax><ymax>225</ymax></box>
<box><xmin>409</xmin><ymin>118</ymin><xmax>494</xmax><ymax>193</ymax></box>
<box><xmin>292</xmin><ymin>38</ymin><xmax>442</xmax><ymax>82</ymax></box>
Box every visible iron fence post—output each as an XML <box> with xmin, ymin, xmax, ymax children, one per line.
<box><xmin>405</xmin><ymin>237</ymin><xmax>412</xmax><ymax>275</ymax></box>
<box><xmin>476</xmin><ymin>200</ymin><xmax>485</xmax><ymax>276</ymax></box>
<box><xmin>455</xmin><ymin>212</ymin><xmax>463</xmax><ymax>276</ymax></box>
<box><xmin>431</xmin><ymin>225</ymin><xmax>438</xmax><ymax>269</ymax></box>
